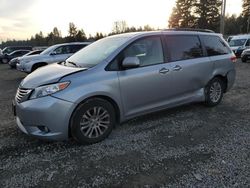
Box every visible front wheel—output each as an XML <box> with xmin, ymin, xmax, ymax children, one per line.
<box><xmin>204</xmin><ymin>78</ymin><xmax>224</xmax><ymax>107</ymax></box>
<box><xmin>70</xmin><ymin>98</ymin><xmax>116</xmax><ymax>144</ymax></box>
<box><xmin>2</xmin><ymin>58</ymin><xmax>8</xmax><ymax>64</ymax></box>
<box><xmin>241</xmin><ymin>57</ymin><xmax>246</xmax><ymax>63</ymax></box>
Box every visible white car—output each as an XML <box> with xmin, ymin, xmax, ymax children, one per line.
<box><xmin>229</xmin><ymin>35</ymin><xmax>250</xmax><ymax>57</ymax></box>
<box><xmin>17</xmin><ymin>42</ymin><xmax>91</xmax><ymax>73</ymax></box>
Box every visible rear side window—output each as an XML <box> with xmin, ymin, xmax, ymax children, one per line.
<box><xmin>165</xmin><ymin>35</ymin><xmax>203</xmax><ymax>62</ymax></box>
<box><xmin>201</xmin><ymin>35</ymin><xmax>230</xmax><ymax>56</ymax></box>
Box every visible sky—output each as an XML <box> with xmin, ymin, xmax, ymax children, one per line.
<box><xmin>0</xmin><ymin>0</ymin><xmax>243</xmax><ymax>42</ymax></box>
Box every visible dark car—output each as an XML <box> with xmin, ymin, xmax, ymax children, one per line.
<box><xmin>1</xmin><ymin>46</ymin><xmax>32</xmax><ymax>55</ymax></box>
<box><xmin>8</xmin><ymin>50</ymin><xmax>43</xmax><ymax>68</ymax></box>
<box><xmin>241</xmin><ymin>48</ymin><xmax>250</xmax><ymax>63</ymax></box>
<box><xmin>1</xmin><ymin>50</ymin><xmax>31</xmax><ymax>64</ymax></box>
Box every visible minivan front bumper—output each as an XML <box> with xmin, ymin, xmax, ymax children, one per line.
<box><xmin>14</xmin><ymin>96</ymin><xmax>76</xmax><ymax>141</ymax></box>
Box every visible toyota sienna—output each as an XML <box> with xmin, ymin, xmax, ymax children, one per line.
<box><xmin>13</xmin><ymin>30</ymin><xmax>236</xmax><ymax>144</ymax></box>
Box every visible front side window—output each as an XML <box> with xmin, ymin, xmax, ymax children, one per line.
<box><xmin>202</xmin><ymin>35</ymin><xmax>231</xmax><ymax>56</ymax></box>
<box><xmin>53</xmin><ymin>46</ymin><xmax>71</xmax><ymax>55</ymax></box>
<box><xmin>122</xmin><ymin>36</ymin><xmax>164</xmax><ymax>67</ymax></box>
<box><xmin>165</xmin><ymin>35</ymin><xmax>203</xmax><ymax>62</ymax></box>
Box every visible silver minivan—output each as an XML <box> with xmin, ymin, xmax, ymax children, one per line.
<box><xmin>13</xmin><ymin>30</ymin><xmax>236</xmax><ymax>144</ymax></box>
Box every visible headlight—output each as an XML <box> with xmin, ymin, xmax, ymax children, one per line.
<box><xmin>30</xmin><ymin>82</ymin><xmax>70</xmax><ymax>99</ymax></box>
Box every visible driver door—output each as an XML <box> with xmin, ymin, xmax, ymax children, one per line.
<box><xmin>118</xmin><ymin>36</ymin><xmax>174</xmax><ymax>118</ymax></box>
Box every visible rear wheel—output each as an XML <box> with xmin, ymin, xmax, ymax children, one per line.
<box><xmin>204</xmin><ymin>78</ymin><xmax>224</xmax><ymax>107</ymax></box>
<box><xmin>70</xmin><ymin>98</ymin><xmax>116</xmax><ymax>144</ymax></box>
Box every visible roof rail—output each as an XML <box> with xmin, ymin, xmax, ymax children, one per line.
<box><xmin>163</xmin><ymin>28</ymin><xmax>215</xmax><ymax>33</ymax></box>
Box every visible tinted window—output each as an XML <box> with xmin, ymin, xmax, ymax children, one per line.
<box><xmin>246</xmin><ymin>39</ymin><xmax>250</xmax><ymax>46</ymax></box>
<box><xmin>69</xmin><ymin>45</ymin><xmax>86</xmax><ymax>53</ymax></box>
<box><xmin>53</xmin><ymin>46</ymin><xmax>71</xmax><ymax>55</ymax></box>
<box><xmin>202</xmin><ymin>35</ymin><xmax>231</xmax><ymax>56</ymax></box>
<box><xmin>122</xmin><ymin>36</ymin><xmax>164</xmax><ymax>67</ymax></box>
<box><xmin>165</xmin><ymin>35</ymin><xmax>203</xmax><ymax>62</ymax></box>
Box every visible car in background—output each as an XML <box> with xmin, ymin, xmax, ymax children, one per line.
<box><xmin>17</xmin><ymin>42</ymin><xmax>91</xmax><ymax>73</ymax></box>
<box><xmin>13</xmin><ymin>30</ymin><xmax>236</xmax><ymax>144</ymax></box>
<box><xmin>227</xmin><ymin>36</ymin><xmax>233</xmax><ymax>43</ymax></box>
<box><xmin>1</xmin><ymin>50</ymin><xmax>31</xmax><ymax>64</ymax></box>
<box><xmin>229</xmin><ymin>35</ymin><xmax>250</xmax><ymax>57</ymax></box>
<box><xmin>241</xmin><ymin>48</ymin><xmax>250</xmax><ymax>62</ymax></box>
<box><xmin>9</xmin><ymin>50</ymin><xmax>44</xmax><ymax>68</ymax></box>
<box><xmin>1</xmin><ymin>46</ymin><xmax>33</xmax><ymax>55</ymax></box>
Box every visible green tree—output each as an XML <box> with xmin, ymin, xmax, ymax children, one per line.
<box><xmin>68</xmin><ymin>22</ymin><xmax>78</xmax><ymax>41</ymax></box>
<box><xmin>75</xmin><ymin>29</ymin><xmax>87</xmax><ymax>41</ymax></box>
<box><xmin>242</xmin><ymin>0</ymin><xmax>250</xmax><ymax>33</ymax></box>
<box><xmin>168</xmin><ymin>0</ymin><xmax>195</xmax><ymax>28</ymax></box>
<box><xmin>52</xmin><ymin>27</ymin><xmax>61</xmax><ymax>38</ymax></box>
<box><xmin>194</xmin><ymin>0</ymin><xmax>222</xmax><ymax>32</ymax></box>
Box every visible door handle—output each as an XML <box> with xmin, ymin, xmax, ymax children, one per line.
<box><xmin>173</xmin><ymin>65</ymin><xmax>182</xmax><ymax>71</ymax></box>
<box><xmin>159</xmin><ymin>68</ymin><xmax>169</xmax><ymax>74</ymax></box>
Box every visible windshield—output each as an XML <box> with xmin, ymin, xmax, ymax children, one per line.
<box><xmin>40</xmin><ymin>45</ymin><xmax>57</xmax><ymax>55</ymax></box>
<box><xmin>66</xmin><ymin>36</ymin><xmax>129</xmax><ymax>68</ymax></box>
<box><xmin>2</xmin><ymin>47</ymin><xmax>13</xmax><ymax>54</ymax></box>
<box><xmin>229</xmin><ymin>39</ymin><xmax>247</xmax><ymax>47</ymax></box>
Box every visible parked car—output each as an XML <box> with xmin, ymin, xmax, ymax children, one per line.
<box><xmin>13</xmin><ymin>30</ymin><xmax>236</xmax><ymax>144</ymax></box>
<box><xmin>241</xmin><ymin>48</ymin><xmax>250</xmax><ymax>62</ymax></box>
<box><xmin>1</xmin><ymin>50</ymin><xmax>31</xmax><ymax>64</ymax></box>
<box><xmin>9</xmin><ymin>50</ymin><xmax>43</xmax><ymax>68</ymax></box>
<box><xmin>16</xmin><ymin>42</ymin><xmax>91</xmax><ymax>73</ymax></box>
<box><xmin>1</xmin><ymin>46</ymin><xmax>32</xmax><ymax>55</ymax></box>
<box><xmin>229</xmin><ymin>35</ymin><xmax>250</xmax><ymax>57</ymax></box>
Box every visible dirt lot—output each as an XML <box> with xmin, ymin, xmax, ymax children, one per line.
<box><xmin>0</xmin><ymin>61</ymin><xmax>249</xmax><ymax>187</ymax></box>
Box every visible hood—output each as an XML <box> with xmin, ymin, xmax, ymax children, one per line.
<box><xmin>230</xmin><ymin>46</ymin><xmax>241</xmax><ymax>51</ymax></box>
<box><xmin>244</xmin><ymin>48</ymin><xmax>250</xmax><ymax>51</ymax></box>
<box><xmin>20</xmin><ymin>63</ymin><xmax>87</xmax><ymax>88</ymax></box>
<box><xmin>19</xmin><ymin>54</ymin><xmax>46</xmax><ymax>62</ymax></box>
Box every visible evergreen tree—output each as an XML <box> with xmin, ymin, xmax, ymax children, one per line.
<box><xmin>194</xmin><ymin>0</ymin><xmax>222</xmax><ymax>32</ymax></box>
<box><xmin>168</xmin><ymin>0</ymin><xmax>195</xmax><ymax>28</ymax></box>
<box><xmin>242</xmin><ymin>0</ymin><xmax>250</xmax><ymax>32</ymax></box>
<box><xmin>68</xmin><ymin>22</ymin><xmax>78</xmax><ymax>41</ymax></box>
<box><xmin>75</xmin><ymin>29</ymin><xmax>87</xmax><ymax>41</ymax></box>
<box><xmin>242</xmin><ymin>0</ymin><xmax>250</xmax><ymax>17</ymax></box>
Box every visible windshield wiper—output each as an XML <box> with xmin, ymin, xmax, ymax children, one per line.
<box><xmin>65</xmin><ymin>61</ymin><xmax>81</xmax><ymax>67</ymax></box>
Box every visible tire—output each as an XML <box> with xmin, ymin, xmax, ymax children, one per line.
<box><xmin>70</xmin><ymin>98</ymin><xmax>116</xmax><ymax>144</ymax></box>
<box><xmin>241</xmin><ymin>57</ymin><xmax>246</xmax><ymax>63</ymax></box>
<box><xmin>2</xmin><ymin>58</ymin><xmax>8</xmax><ymax>64</ymax></box>
<box><xmin>204</xmin><ymin>78</ymin><xmax>224</xmax><ymax>107</ymax></box>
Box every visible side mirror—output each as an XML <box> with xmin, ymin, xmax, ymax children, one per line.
<box><xmin>122</xmin><ymin>57</ymin><xmax>140</xmax><ymax>68</ymax></box>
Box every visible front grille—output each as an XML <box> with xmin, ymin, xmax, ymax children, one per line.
<box><xmin>16</xmin><ymin>88</ymin><xmax>32</xmax><ymax>103</ymax></box>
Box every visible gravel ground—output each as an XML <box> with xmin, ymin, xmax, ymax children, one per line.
<box><xmin>0</xmin><ymin>61</ymin><xmax>249</xmax><ymax>188</ymax></box>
